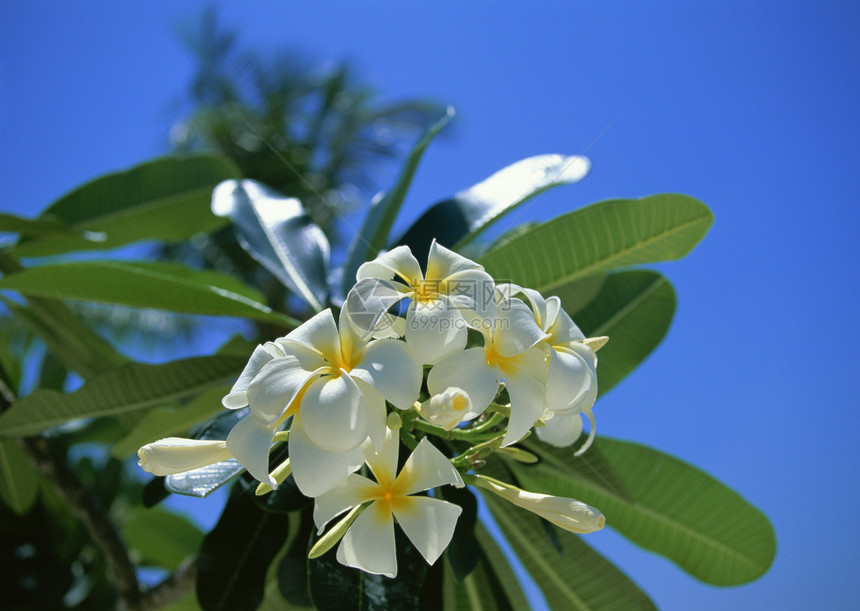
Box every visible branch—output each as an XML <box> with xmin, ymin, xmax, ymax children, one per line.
<box><xmin>0</xmin><ymin>384</ymin><xmax>142</xmax><ymax>610</ymax></box>
<box><xmin>21</xmin><ymin>436</ymin><xmax>142</xmax><ymax>610</ymax></box>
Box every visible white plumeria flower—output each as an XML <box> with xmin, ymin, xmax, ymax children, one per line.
<box><xmin>223</xmin><ymin>305</ymin><xmax>422</xmax><ymax>497</ymax></box>
<box><xmin>474</xmin><ymin>474</ymin><xmax>605</xmax><ymax>534</ymax></box>
<box><xmin>500</xmin><ymin>284</ymin><xmax>605</xmax><ymax>451</ymax></box>
<box><xmin>137</xmin><ymin>438</ymin><xmax>232</xmax><ymax>475</ymax></box>
<box><xmin>313</xmin><ymin>428</ymin><xmax>465</xmax><ymax>578</ymax></box>
<box><xmin>417</xmin><ymin>387</ymin><xmax>473</xmax><ymax>430</ymax></box>
<box><xmin>427</xmin><ymin>295</ymin><xmax>548</xmax><ymax>447</ymax></box>
<box><xmin>357</xmin><ymin>241</ymin><xmax>496</xmax><ymax>365</ymax></box>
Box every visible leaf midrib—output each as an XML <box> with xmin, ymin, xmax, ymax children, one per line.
<box><xmin>0</xmin><ymin>370</ymin><xmax>233</xmax><ymax>436</ymax></box>
<box><xmin>516</xmin><ymin>459</ymin><xmax>765</xmax><ymax>573</ymax></box>
<box><xmin>537</xmin><ymin>213</ymin><xmax>711</xmax><ymax>293</ymax></box>
<box><xmin>488</xmin><ymin>497</ymin><xmax>589</xmax><ymax>610</ymax></box>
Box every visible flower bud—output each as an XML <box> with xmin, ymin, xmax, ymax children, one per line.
<box><xmin>137</xmin><ymin>438</ymin><xmax>232</xmax><ymax>476</ymax></box>
<box><xmin>473</xmin><ymin>474</ymin><xmax>605</xmax><ymax>533</ymax></box>
<box><xmin>417</xmin><ymin>387</ymin><xmax>472</xmax><ymax>430</ymax></box>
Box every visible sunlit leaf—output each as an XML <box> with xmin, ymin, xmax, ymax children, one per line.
<box><xmin>11</xmin><ymin>154</ymin><xmax>241</xmax><ymax>257</ymax></box>
<box><xmin>341</xmin><ymin>106</ymin><xmax>454</xmax><ymax>294</ymax></box>
<box><xmin>122</xmin><ymin>507</ymin><xmax>204</xmax><ymax>570</ymax></box>
<box><xmin>574</xmin><ymin>270</ymin><xmax>676</xmax><ymax>394</ymax></box>
<box><xmin>212</xmin><ymin>180</ymin><xmax>329</xmax><ymax>311</ymax></box>
<box><xmin>479</xmin><ymin>194</ymin><xmax>713</xmax><ymax>293</ymax></box>
<box><xmin>483</xmin><ymin>492</ymin><xmax>656</xmax><ymax>610</ymax></box>
<box><xmin>398</xmin><ymin>154</ymin><xmax>590</xmax><ymax>262</ymax></box>
<box><xmin>0</xmin><ymin>261</ymin><xmax>297</xmax><ymax>325</ymax></box>
<box><xmin>0</xmin><ymin>212</ymin><xmax>94</xmax><ymax>240</ymax></box>
<box><xmin>0</xmin><ymin>438</ymin><xmax>39</xmax><ymax>515</ymax></box>
<box><xmin>112</xmin><ymin>386</ymin><xmax>227</xmax><ymax>458</ymax></box>
<box><xmin>514</xmin><ymin>436</ymin><xmax>777</xmax><ymax>585</ymax></box>
<box><xmin>0</xmin><ymin>356</ymin><xmax>246</xmax><ymax>437</ymax></box>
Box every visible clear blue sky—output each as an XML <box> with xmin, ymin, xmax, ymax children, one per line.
<box><xmin>2</xmin><ymin>2</ymin><xmax>858</xmax><ymax>609</ymax></box>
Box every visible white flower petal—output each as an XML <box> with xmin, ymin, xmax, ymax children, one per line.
<box><xmin>336</xmin><ymin>501</ymin><xmax>398</xmax><ymax>577</ymax></box>
<box><xmin>398</xmin><ymin>437</ymin><xmax>464</xmax><ymax>496</ymax></box>
<box><xmin>138</xmin><ymin>438</ymin><xmax>232</xmax><ymax>475</ymax></box>
<box><xmin>222</xmin><ymin>343</ymin><xmax>283</xmax><ymax>409</ymax></box>
<box><xmin>392</xmin><ymin>496</ymin><xmax>462</xmax><ymax>566</ymax></box>
<box><xmin>351</xmin><ymin>338</ymin><xmax>423</xmax><ymax>410</ymax></box>
<box><xmin>300</xmin><ymin>374</ymin><xmax>369</xmax><ymax>452</ymax></box>
<box><xmin>501</xmin><ymin>348</ymin><xmax>549</xmax><ymax>446</ymax></box>
<box><xmin>289</xmin><ymin>423</ymin><xmax>364</xmax><ymax>497</ymax></box>
<box><xmin>536</xmin><ymin>412</ymin><xmax>584</xmax><ymax>448</ymax></box>
<box><xmin>427</xmin><ymin>348</ymin><xmax>501</xmax><ymax>420</ymax></box>
<box><xmin>492</xmin><ymin>299</ymin><xmax>548</xmax><ymax>357</ymax></box>
<box><xmin>425</xmin><ymin>240</ymin><xmax>482</xmax><ymax>280</ymax></box>
<box><xmin>354</xmin><ymin>379</ymin><xmax>387</xmax><ymax>451</ymax></box>
<box><xmin>405</xmin><ymin>299</ymin><xmax>466</xmax><ymax>365</ymax></box>
<box><xmin>550</xmin><ymin>309</ymin><xmax>587</xmax><ymax>344</ymax></box>
<box><xmin>342</xmin><ymin>277</ymin><xmax>405</xmax><ymax>341</ymax></box>
<box><xmin>313</xmin><ymin>473</ymin><xmax>380</xmax><ymax>532</ymax></box>
<box><xmin>546</xmin><ymin>347</ymin><xmax>593</xmax><ymax>413</ymax></box>
<box><xmin>357</xmin><ymin>245</ymin><xmax>423</xmax><ymax>286</ymax></box>
<box><xmin>225</xmin><ymin>416</ymin><xmax>278</xmax><ymax>488</ymax></box>
<box><xmin>282</xmin><ymin>309</ymin><xmax>341</xmax><ymax>361</ymax></box>
<box><xmin>363</xmin><ymin>425</ymin><xmax>400</xmax><ymax>487</ymax></box>
<box><xmin>419</xmin><ymin>387</ymin><xmax>472</xmax><ymax>430</ymax></box>
<box><xmin>443</xmin><ymin>268</ymin><xmax>496</xmax><ymax>321</ymax></box>
<box><xmin>246</xmin><ymin>356</ymin><xmax>318</xmax><ymax>425</ymax></box>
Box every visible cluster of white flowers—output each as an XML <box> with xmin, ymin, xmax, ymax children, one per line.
<box><xmin>139</xmin><ymin>241</ymin><xmax>607</xmax><ymax>577</ymax></box>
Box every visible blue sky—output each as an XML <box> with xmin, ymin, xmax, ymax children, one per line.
<box><xmin>2</xmin><ymin>2</ymin><xmax>858</xmax><ymax>609</ymax></box>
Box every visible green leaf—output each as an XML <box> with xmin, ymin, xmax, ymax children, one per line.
<box><xmin>478</xmin><ymin>194</ymin><xmax>713</xmax><ymax>294</ymax></box>
<box><xmin>398</xmin><ymin>154</ymin><xmax>590</xmax><ymax>261</ymax></box>
<box><xmin>474</xmin><ymin>524</ymin><xmax>530</xmax><ymax>609</ymax></box>
<box><xmin>0</xmin><ymin>261</ymin><xmax>297</xmax><ymax>325</ymax></box>
<box><xmin>0</xmin><ymin>212</ymin><xmax>94</xmax><ymax>239</ymax></box>
<box><xmin>549</xmin><ymin>273</ymin><xmax>607</xmax><ymax>318</ymax></box>
<box><xmin>440</xmin><ymin>485</ymin><xmax>480</xmax><ymax>583</ymax></box>
<box><xmin>112</xmin><ymin>386</ymin><xmax>227</xmax><ymax>458</ymax></box>
<box><xmin>197</xmin><ymin>488</ymin><xmax>291</xmax><ymax>611</ymax></box>
<box><xmin>308</xmin><ymin>528</ymin><xmax>429</xmax><ymax>611</ymax></box>
<box><xmin>0</xmin><ymin>254</ymin><xmax>127</xmax><ymax>379</ymax></box>
<box><xmin>341</xmin><ymin>106</ymin><xmax>454</xmax><ymax>294</ymax></box>
<box><xmin>442</xmin><ymin>558</ymin><xmax>516</xmax><ymax>611</ymax></box>
<box><xmin>0</xmin><ymin>355</ymin><xmax>246</xmax><ymax>437</ymax></box>
<box><xmin>122</xmin><ymin>508</ymin><xmax>204</xmax><ymax>570</ymax></box>
<box><xmin>483</xmin><ymin>492</ymin><xmax>656</xmax><ymax>610</ymax></box>
<box><xmin>0</xmin><ymin>438</ymin><xmax>39</xmax><ymax>515</ymax></box>
<box><xmin>514</xmin><ymin>436</ymin><xmax>777</xmax><ymax>585</ymax></box>
<box><xmin>11</xmin><ymin>154</ymin><xmax>241</xmax><ymax>257</ymax></box>
<box><xmin>212</xmin><ymin>180</ymin><xmax>330</xmax><ymax>312</ymax></box>
<box><xmin>574</xmin><ymin>270</ymin><xmax>676</xmax><ymax>394</ymax></box>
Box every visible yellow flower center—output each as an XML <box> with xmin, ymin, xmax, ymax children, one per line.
<box><xmin>452</xmin><ymin>395</ymin><xmax>469</xmax><ymax>412</ymax></box>
<box><xmin>484</xmin><ymin>343</ymin><xmax>517</xmax><ymax>372</ymax></box>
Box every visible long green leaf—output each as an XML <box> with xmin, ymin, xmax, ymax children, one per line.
<box><xmin>397</xmin><ymin>154</ymin><xmax>590</xmax><ymax>261</ymax></box>
<box><xmin>483</xmin><ymin>493</ymin><xmax>656</xmax><ymax>610</ymax></box>
<box><xmin>122</xmin><ymin>508</ymin><xmax>204</xmax><ymax>570</ymax></box>
<box><xmin>474</xmin><ymin>524</ymin><xmax>530</xmax><ymax>609</ymax></box>
<box><xmin>197</xmin><ymin>489</ymin><xmax>291</xmax><ymax>611</ymax></box>
<box><xmin>341</xmin><ymin>106</ymin><xmax>454</xmax><ymax>294</ymax></box>
<box><xmin>478</xmin><ymin>194</ymin><xmax>713</xmax><ymax>294</ymax></box>
<box><xmin>514</xmin><ymin>437</ymin><xmax>777</xmax><ymax>585</ymax></box>
<box><xmin>11</xmin><ymin>154</ymin><xmax>241</xmax><ymax>257</ymax></box>
<box><xmin>0</xmin><ymin>253</ymin><xmax>127</xmax><ymax>379</ymax></box>
<box><xmin>0</xmin><ymin>355</ymin><xmax>246</xmax><ymax>437</ymax></box>
<box><xmin>574</xmin><ymin>270</ymin><xmax>676</xmax><ymax>394</ymax></box>
<box><xmin>112</xmin><ymin>386</ymin><xmax>227</xmax><ymax>458</ymax></box>
<box><xmin>0</xmin><ymin>212</ymin><xmax>93</xmax><ymax>239</ymax></box>
<box><xmin>0</xmin><ymin>261</ymin><xmax>297</xmax><ymax>325</ymax></box>
<box><xmin>0</xmin><ymin>438</ymin><xmax>39</xmax><ymax>515</ymax></box>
